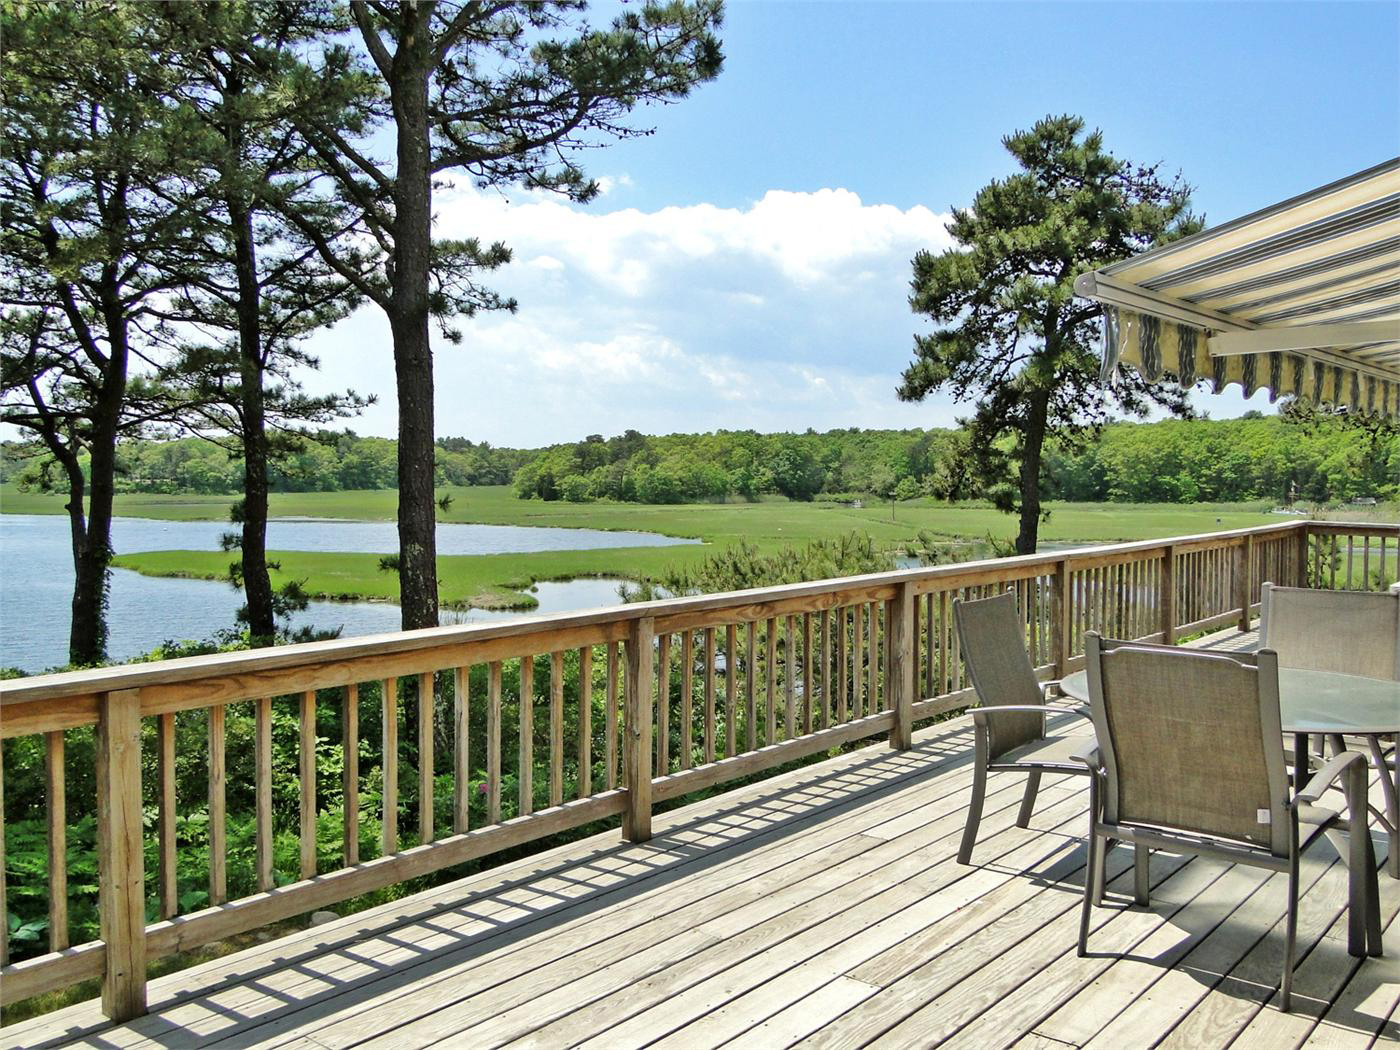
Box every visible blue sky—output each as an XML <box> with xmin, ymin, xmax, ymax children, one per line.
<box><xmin>309</xmin><ymin>1</ymin><xmax>1400</xmax><ymax>446</ymax></box>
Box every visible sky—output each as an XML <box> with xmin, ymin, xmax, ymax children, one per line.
<box><xmin>305</xmin><ymin>1</ymin><xmax>1400</xmax><ymax>448</ymax></box>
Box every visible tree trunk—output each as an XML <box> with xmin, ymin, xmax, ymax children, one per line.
<box><xmin>387</xmin><ymin>33</ymin><xmax>439</xmax><ymax>632</ymax></box>
<box><xmin>1015</xmin><ymin>388</ymin><xmax>1050</xmax><ymax>556</ymax></box>
<box><xmin>230</xmin><ymin>191</ymin><xmax>277</xmax><ymax>644</ymax></box>
<box><xmin>69</xmin><ymin>297</ymin><xmax>129</xmax><ymax>665</ymax></box>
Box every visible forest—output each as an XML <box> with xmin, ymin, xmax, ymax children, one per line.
<box><xmin>8</xmin><ymin>413</ymin><xmax>1389</xmax><ymax>508</ymax></box>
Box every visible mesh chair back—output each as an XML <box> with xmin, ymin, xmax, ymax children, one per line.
<box><xmin>954</xmin><ymin>591</ymin><xmax>1044</xmax><ymax>759</ymax></box>
<box><xmin>1086</xmin><ymin>636</ymin><xmax>1289</xmax><ymax>854</ymax></box>
<box><xmin>1259</xmin><ymin>584</ymin><xmax>1400</xmax><ymax>681</ymax></box>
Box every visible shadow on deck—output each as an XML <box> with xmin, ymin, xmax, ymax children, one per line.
<box><xmin>9</xmin><ymin>632</ymin><xmax>1396</xmax><ymax>1050</ymax></box>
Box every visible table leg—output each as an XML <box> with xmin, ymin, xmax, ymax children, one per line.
<box><xmin>1293</xmin><ymin>733</ymin><xmax>1311</xmax><ymax>790</ymax></box>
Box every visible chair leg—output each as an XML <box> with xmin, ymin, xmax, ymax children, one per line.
<box><xmin>1347</xmin><ymin>763</ymin><xmax>1369</xmax><ymax>957</ymax></box>
<box><xmin>1134</xmin><ymin>844</ymin><xmax>1150</xmax><ymax>906</ymax></box>
<box><xmin>1366</xmin><ymin>735</ymin><xmax>1399</xmax><ymax>880</ymax></box>
<box><xmin>1282</xmin><ymin>852</ymin><xmax>1299</xmax><ymax>1013</ymax></box>
<box><xmin>1079</xmin><ymin>776</ymin><xmax>1100</xmax><ymax>957</ymax></box>
<box><xmin>1078</xmin><ymin>831</ymin><xmax>1097</xmax><ymax>958</ymax></box>
<box><xmin>1017</xmin><ymin>769</ymin><xmax>1042</xmax><ymax>829</ymax></box>
<box><xmin>958</xmin><ymin>755</ymin><xmax>988</xmax><ymax>865</ymax></box>
<box><xmin>1366</xmin><ymin>829</ymin><xmax>1384</xmax><ymax>957</ymax></box>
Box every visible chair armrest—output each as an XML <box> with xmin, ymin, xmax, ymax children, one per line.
<box><xmin>1295</xmin><ymin>750</ymin><xmax>1369</xmax><ymax>806</ymax></box>
<box><xmin>971</xmin><ymin>704</ymin><xmax>1092</xmax><ymax>726</ymax></box>
<box><xmin>1071</xmin><ymin>740</ymin><xmax>1102</xmax><ymax>771</ymax></box>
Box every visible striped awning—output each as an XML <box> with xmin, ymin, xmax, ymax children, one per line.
<box><xmin>1075</xmin><ymin>158</ymin><xmax>1400</xmax><ymax>416</ymax></box>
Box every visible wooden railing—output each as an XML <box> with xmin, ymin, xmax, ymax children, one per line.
<box><xmin>0</xmin><ymin>519</ymin><xmax>1392</xmax><ymax>1020</ymax></box>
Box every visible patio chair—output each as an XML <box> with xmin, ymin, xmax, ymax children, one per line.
<box><xmin>952</xmin><ymin>591</ymin><xmax>1093</xmax><ymax>865</ymax></box>
<box><xmin>1259</xmin><ymin>582</ymin><xmax>1399</xmax><ymax>877</ymax></box>
<box><xmin>1075</xmin><ymin>634</ymin><xmax>1382</xmax><ymax>1011</ymax></box>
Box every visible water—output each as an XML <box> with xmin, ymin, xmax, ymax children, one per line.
<box><xmin>0</xmin><ymin>514</ymin><xmax>693</xmax><ymax>673</ymax></box>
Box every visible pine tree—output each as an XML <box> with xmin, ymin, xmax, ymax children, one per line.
<box><xmin>899</xmin><ymin>115</ymin><xmax>1199</xmax><ymax>553</ymax></box>
<box><xmin>290</xmin><ymin>0</ymin><xmax>724</xmax><ymax>630</ymax></box>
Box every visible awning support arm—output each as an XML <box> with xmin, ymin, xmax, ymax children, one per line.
<box><xmin>1207</xmin><ymin>321</ymin><xmax>1400</xmax><ymax>357</ymax></box>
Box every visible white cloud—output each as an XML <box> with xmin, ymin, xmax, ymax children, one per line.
<box><xmin>303</xmin><ymin>184</ymin><xmax>963</xmax><ymax>446</ymax></box>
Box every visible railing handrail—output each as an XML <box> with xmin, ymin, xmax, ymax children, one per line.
<box><xmin>0</xmin><ymin>519</ymin><xmax>1339</xmax><ymax>711</ymax></box>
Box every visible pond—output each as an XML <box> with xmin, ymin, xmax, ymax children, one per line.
<box><xmin>0</xmin><ymin>514</ymin><xmax>694</xmax><ymax>673</ymax></box>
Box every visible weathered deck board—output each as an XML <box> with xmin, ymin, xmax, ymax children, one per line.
<box><xmin>5</xmin><ymin>627</ymin><xmax>1393</xmax><ymax>1050</ymax></box>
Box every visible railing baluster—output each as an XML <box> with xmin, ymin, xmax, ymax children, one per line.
<box><xmin>803</xmin><ymin>613</ymin><xmax>814</xmax><ymax>733</ymax></box>
<box><xmin>47</xmin><ymin>729</ymin><xmax>70</xmax><ymax>946</ymax></box>
<box><xmin>382</xmin><ymin>678</ymin><xmax>397</xmax><ymax>855</ymax></box>
<box><xmin>725</xmin><ymin>623</ymin><xmax>738</xmax><ymax>757</ymax></box>
<box><xmin>453</xmin><ymin>668</ymin><xmax>469</xmax><ymax>834</ymax></box>
<box><xmin>890</xmin><ymin>581</ymin><xmax>914</xmax><ymax>749</ymax></box>
<box><xmin>867</xmin><ymin>603</ymin><xmax>879</xmax><ymax>713</ymax></box>
<box><xmin>344</xmin><ymin>684</ymin><xmax>360</xmax><ymax>863</ymax></box>
<box><xmin>703</xmin><ymin>626</ymin><xmax>716</xmax><ymax>764</ymax></box>
<box><xmin>487</xmin><ymin>661</ymin><xmax>502</xmax><ymax>824</ymax></box>
<box><xmin>950</xmin><ymin>591</ymin><xmax>962</xmax><ymax>691</ymax></box>
<box><xmin>837</xmin><ymin>606</ymin><xmax>849</xmax><ymax>723</ymax></box>
<box><xmin>820</xmin><ymin>609</ymin><xmax>832</xmax><ymax>728</ymax></box>
<box><xmin>654</xmin><ymin>636</ymin><xmax>669</xmax><ymax>779</ymax></box>
<box><xmin>208</xmin><ymin>703</ymin><xmax>227</xmax><ymax>902</ymax></box>
<box><xmin>745</xmin><ymin>621</ymin><xmax>757</xmax><ymax>751</ymax></box>
<box><xmin>679</xmin><ymin>633</ymin><xmax>693</xmax><ymax>770</ymax></box>
<box><xmin>938</xmin><ymin>592</ymin><xmax>950</xmax><ymax>693</ymax></box>
<box><xmin>922</xmin><ymin>594</ymin><xmax>934</xmax><ymax>698</ymax></box>
<box><xmin>578</xmin><ymin>647</ymin><xmax>593</xmax><ymax>798</ymax></box>
<box><xmin>519</xmin><ymin>656</ymin><xmax>533</xmax><ymax>817</ymax></box>
<box><xmin>785</xmin><ymin>614</ymin><xmax>797</xmax><ymax>735</ymax></box>
<box><xmin>606</xmin><ymin>643</ymin><xmax>619</xmax><ymax>789</ymax></box>
<box><xmin>845</xmin><ymin>604</ymin><xmax>856</xmax><ymax>722</ymax></box>
<box><xmin>301</xmin><ymin>690</ymin><xmax>318</xmax><ymax>878</ymax></box>
<box><xmin>156</xmin><ymin>715</ymin><xmax>176</xmax><ymax>920</ymax></box>
<box><xmin>765</xmin><ymin>617</ymin><xmax>777</xmax><ymax>742</ymax></box>
<box><xmin>256</xmin><ymin>696</ymin><xmax>274</xmax><ymax>890</ymax></box>
<box><xmin>550</xmin><ymin>651</ymin><xmax>564</xmax><ymax>806</ymax></box>
<box><xmin>418</xmin><ymin>672</ymin><xmax>433</xmax><ymax>845</ymax></box>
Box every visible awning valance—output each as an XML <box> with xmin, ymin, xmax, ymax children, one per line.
<box><xmin>1076</xmin><ymin>158</ymin><xmax>1400</xmax><ymax>416</ymax></box>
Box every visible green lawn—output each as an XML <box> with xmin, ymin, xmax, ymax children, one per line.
<box><xmin>3</xmin><ymin>485</ymin><xmax>1288</xmax><ymax>610</ymax></box>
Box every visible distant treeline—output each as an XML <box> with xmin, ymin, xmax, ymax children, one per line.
<box><xmin>512</xmin><ymin>428</ymin><xmax>974</xmax><ymax>503</ymax></box>
<box><xmin>2</xmin><ymin>415</ymin><xmax>1393</xmax><ymax>505</ymax></box>
<box><xmin>0</xmin><ymin>433</ymin><xmax>533</xmax><ymax>494</ymax></box>
<box><xmin>1044</xmin><ymin>416</ymin><xmax>1395</xmax><ymax>504</ymax></box>
<box><xmin>514</xmin><ymin>417</ymin><xmax>1396</xmax><ymax>505</ymax></box>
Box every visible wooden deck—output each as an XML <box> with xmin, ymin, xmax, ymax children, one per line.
<box><xmin>8</xmin><ymin>634</ymin><xmax>1397</xmax><ymax>1050</ymax></box>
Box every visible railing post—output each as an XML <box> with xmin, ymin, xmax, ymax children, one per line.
<box><xmin>889</xmin><ymin>581</ymin><xmax>915</xmax><ymax>750</ymax></box>
<box><xmin>1297</xmin><ymin>523</ymin><xmax>1312</xmax><ymax>588</ymax></box>
<box><xmin>1160</xmin><ymin>545</ymin><xmax>1177</xmax><ymax>645</ymax></box>
<box><xmin>96</xmin><ymin>688</ymin><xmax>146</xmax><ymax>1021</ymax></box>
<box><xmin>1236</xmin><ymin>536</ymin><xmax>1253</xmax><ymax>632</ymax></box>
<box><xmin>623</xmin><ymin>616</ymin><xmax>655</xmax><ymax>843</ymax></box>
<box><xmin>1051</xmin><ymin>559</ymin><xmax>1070</xmax><ymax>677</ymax></box>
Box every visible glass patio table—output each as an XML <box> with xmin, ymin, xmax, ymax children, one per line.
<box><xmin>1059</xmin><ymin>666</ymin><xmax>1400</xmax><ymax>875</ymax></box>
